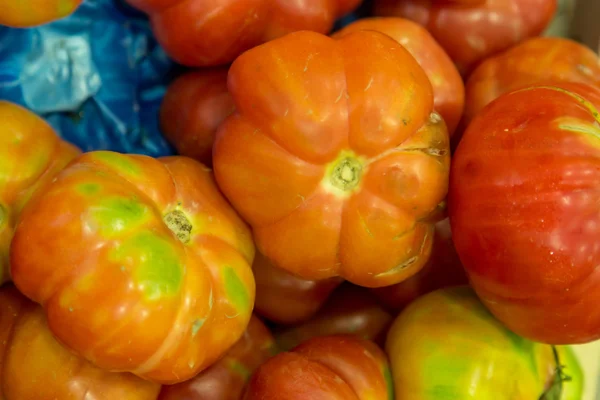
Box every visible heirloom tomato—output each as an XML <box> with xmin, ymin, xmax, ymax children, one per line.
<box><xmin>10</xmin><ymin>151</ymin><xmax>256</xmax><ymax>384</ymax></box>
<box><xmin>158</xmin><ymin>315</ymin><xmax>277</xmax><ymax>400</ymax></box>
<box><xmin>124</xmin><ymin>0</ymin><xmax>362</xmax><ymax>67</ymax></box>
<box><xmin>449</xmin><ymin>82</ymin><xmax>600</xmax><ymax>344</ymax></box>
<box><xmin>274</xmin><ymin>283</ymin><xmax>393</xmax><ymax>351</ymax></box>
<box><xmin>0</xmin><ymin>285</ymin><xmax>161</xmax><ymax>400</ymax></box>
<box><xmin>0</xmin><ymin>0</ymin><xmax>82</xmax><ymax>27</ymax></box>
<box><xmin>253</xmin><ymin>251</ymin><xmax>343</xmax><ymax>325</ymax></box>
<box><xmin>461</xmin><ymin>37</ymin><xmax>600</xmax><ymax>135</ymax></box>
<box><xmin>243</xmin><ymin>335</ymin><xmax>394</xmax><ymax>400</ymax></box>
<box><xmin>160</xmin><ymin>68</ymin><xmax>234</xmax><ymax>166</ymax></box>
<box><xmin>333</xmin><ymin>17</ymin><xmax>464</xmax><ymax>135</ymax></box>
<box><xmin>0</xmin><ymin>101</ymin><xmax>80</xmax><ymax>285</ymax></box>
<box><xmin>372</xmin><ymin>217</ymin><xmax>468</xmax><ymax>311</ymax></box>
<box><xmin>373</xmin><ymin>0</ymin><xmax>557</xmax><ymax>76</ymax></box>
<box><xmin>213</xmin><ymin>30</ymin><xmax>450</xmax><ymax>288</ymax></box>
<box><xmin>385</xmin><ymin>286</ymin><xmax>583</xmax><ymax>399</ymax></box>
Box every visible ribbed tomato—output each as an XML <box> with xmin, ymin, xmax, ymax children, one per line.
<box><xmin>0</xmin><ymin>0</ymin><xmax>82</xmax><ymax>27</ymax></box>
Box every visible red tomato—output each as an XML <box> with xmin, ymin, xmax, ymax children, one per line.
<box><xmin>0</xmin><ymin>284</ymin><xmax>161</xmax><ymax>400</ymax></box>
<box><xmin>10</xmin><ymin>151</ymin><xmax>256</xmax><ymax>383</ymax></box>
<box><xmin>449</xmin><ymin>82</ymin><xmax>600</xmax><ymax>344</ymax></box>
<box><xmin>0</xmin><ymin>0</ymin><xmax>82</xmax><ymax>27</ymax></box>
<box><xmin>213</xmin><ymin>30</ymin><xmax>450</xmax><ymax>288</ymax></box>
<box><xmin>124</xmin><ymin>0</ymin><xmax>362</xmax><ymax>67</ymax></box>
<box><xmin>243</xmin><ymin>335</ymin><xmax>394</xmax><ymax>400</ymax></box>
<box><xmin>372</xmin><ymin>217</ymin><xmax>468</xmax><ymax>311</ymax></box>
<box><xmin>274</xmin><ymin>283</ymin><xmax>394</xmax><ymax>351</ymax></box>
<box><xmin>460</xmin><ymin>37</ymin><xmax>600</xmax><ymax>138</ymax></box>
<box><xmin>160</xmin><ymin>68</ymin><xmax>234</xmax><ymax>166</ymax></box>
<box><xmin>158</xmin><ymin>315</ymin><xmax>277</xmax><ymax>400</ymax></box>
<box><xmin>373</xmin><ymin>0</ymin><xmax>557</xmax><ymax>76</ymax></box>
<box><xmin>0</xmin><ymin>101</ymin><xmax>80</xmax><ymax>286</ymax></box>
<box><xmin>253</xmin><ymin>251</ymin><xmax>343</xmax><ymax>325</ymax></box>
<box><xmin>333</xmin><ymin>17</ymin><xmax>464</xmax><ymax>136</ymax></box>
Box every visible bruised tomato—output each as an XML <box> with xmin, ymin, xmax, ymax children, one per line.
<box><xmin>160</xmin><ymin>68</ymin><xmax>234</xmax><ymax>166</ymax></box>
<box><xmin>449</xmin><ymin>82</ymin><xmax>600</xmax><ymax>344</ymax></box>
<box><xmin>0</xmin><ymin>0</ymin><xmax>82</xmax><ymax>27</ymax></box>
<box><xmin>158</xmin><ymin>315</ymin><xmax>277</xmax><ymax>400</ymax></box>
<box><xmin>213</xmin><ymin>30</ymin><xmax>450</xmax><ymax>288</ymax></box>
<box><xmin>0</xmin><ymin>285</ymin><xmax>161</xmax><ymax>400</ymax></box>
<box><xmin>10</xmin><ymin>151</ymin><xmax>256</xmax><ymax>383</ymax></box>
<box><xmin>373</xmin><ymin>0</ymin><xmax>557</xmax><ymax>76</ymax></box>
<box><xmin>243</xmin><ymin>335</ymin><xmax>394</xmax><ymax>400</ymax></box>
<box><xmin>333</xmin><ymin>17</ymin><xmax>464</xmax><ymax>135</ymax></box>
<box><xmin>124</xmin><ymin>0</ymin><xmax>362</xmax><ymax>67</ymax></box>
<box><xmin>0</xmin><ymin>101</ymin><xmax>80</xmax><ymax>285</ymax></box>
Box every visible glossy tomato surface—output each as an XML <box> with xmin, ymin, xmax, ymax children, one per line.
<box><xmin>158</xmin><ymin>315</ymin><xmax>277</xmax><ymax>400</ymax></box>
<box><xmin>449</xmin><ymin>82</ymin><xmax>600</xmax><ymax>344</ymax></box>
<box><xmin>125</xmin><ymin>0</ymin><xmax>362</xmax><ymax>66</ymax></box>
<box><xmin>160</xmin><ymin>68</ymin><xmax>234</xmax><ymax>166</ymax></box>
<box><xmin>0</xmin><ymin>285</ymin><xmax>161</xmax><ymax>400</ymax></box>
<box><xmin>461</xmin><ymin>37</ymin><xmax>600</xmax><ymax>134</ymax></box>
<box><xmin>0</xmin><ymin>101</ymin><xmax>80</xmax><ymax>285</ymax></box>
<box><xmin>373</xmin><ymin>0</ymin><xmax>557</xmax><ymax>76</ymax></box>
<box><xmin>0</xmin><ymin>0</ymin><xmax>82</xmax><ymax>27</ymax></box>
<box><xmin>333</xmin><ymin>17</ymin><xmax>464</xmax><ymax>135</ymax></box>
<box><xmin>385</xmin><ymin>286</ymin><xmax>581</xmax><ymax>399</ymax></box>
<box><xmin>214</xmin><ymin>30</ymin><xmax>450</xmax><ymax>288</ymax></box>
<box><xmin>10</xmin><ymin>151</ymin><xmax>256</xmax><ymax>383</ymax></box>
<box><xmin>253</xmin><ymin>251</ymin><xmax>343</xmax><ymax>325</ymax></box>
<box><xmin>243</xmin><ymin>335</ymin><xmax>394</xmax><ymax>400</ymax></box>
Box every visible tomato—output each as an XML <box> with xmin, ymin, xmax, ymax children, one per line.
<box><xmin>461</xmin><ymin>37</ymin><xmax>600</xmax><ymax>136</ymax></box>
<box><xmin>0</xmin><ymin>0</ymin><xmax>82</xmax><ymax>27</ymax></box>
<box><xmin>124</xmin><ymin>0</ymin><xmax>362</xmax><ymax>67</ymax></box>
<box><xmin>0</xmin><ymin>101</ymin><xmax>80</xmax><ymax>286</ymax></box>
<box><xmin>253</xmin><ymin>251</ymin><xmax>343</xmax><ymax>325</ymax></box>
<box><xmin>213</xmin><ymin>30</ymin><xmax>450</xmax><ymax>288</ymax></box>
<box><xmin>243</xmin><ymin>335</ymin><xmax>394</xmax><ymax>400</ymax></box>
<box><xmin>10</xmin><ymin>151</ymin><xmax>256</xmax><ymax>383</ymax></box>
<box><xmin>160</xmin><ymin>69</ymin><xmax>234</xmax><ymax>166</ymax></box>
<box><xmin>449</xmin><ymin>82</ymin><xmax>600</xmax><ymax>344</ymax></box>
<box><xmin>333</xmin><ymin>17</ymin><xmax>464</xmax><ymax>136</ymax></box>
<box><xmin>373</xmin><ymin>0</ymin><xmax>557</xmax><ymax>76</ymax></box>
<box><xmin>274</xmin><ymin>283</ymin><xmax>393</xmax><ymax>351</ymax></box>
<box><xmin>385</xmin><ymin>286</ymin><xmax>583</xmax><ymax>399</ymax></box>
<box><xmin>158</xmin><ymin>315</ymin><xmax>277</xmax><ymax>400</ymax></box>
<box><xmin>372</xmin><ymin>217</ymin><xmax>468</xmax><ymax>311</ymax></box>
<box><xmin>0</xmin><ymin>284</ymin><xmax>160</xmax><ymax>400</ymax></box>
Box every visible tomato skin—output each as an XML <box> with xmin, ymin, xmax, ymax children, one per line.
<box><xmin>213</xmin><ymin>30</ymin><xmax>450</xmax><ymax>288</ymax></box>
<box><xmin>10</xmin><ymin>151</ymin><xmax>256</xmax><ymax>384</ymax></box>
<box><xmin>449</xmin><ymin>82</ymin><xmax>600</xmax><ymax>344</ymax></box>
<box><xmin>373</xmin><ymin>0</ymin><xmax>557</xmax><ymax>76</ymax></box>
<box><xmin>243</xmin><ymin>335</ymin><xmax>394</xmax><ymax>400</ymax></box>
<box><xmin>333</xmin><ymin>17</ymin><xmax>464</xmax><ymax>136</ymax></box>
<box><xmin>461</xmin><ymin>37</ymin><xmax>600</xmax><ymax>135</ymax></box>
<box><xmin>160</xmin><ymin>69</ymin><xmax>234</xmax><ymax>166</ymax></box>
<box><xmin>0</xmin><ymin>284</ymin><xmax>161</xmax><ymax>400</ymax></box>
<box><xmin>253</xmin><ymin>251</ymin><xmax>343</xmax><ymax>325</ymax></box>
<box><xmin>0</xmin><ymin>0</ymin><xmax>82</xmax><ymax>27</ymax></box>
<box><xmin>0</xmin><ymin>101</ymin><xmax>80</xmax><ymax>286</ymax></box>
<box><xmin>158</xmin><ymin>315</ymin><xmax>277</xmax><ymax>400</ymax></box>
<box><xmin>124</xmin><ymin>0</ymin><xmax>362</xmax><ymax>67</ymax></box>
<box><xmin>274</xmin><ymin>283</ymin><xmax>393</xmax><ymax>351</ymax></box>
<box><xmin>385</xmin><ymin>286</ymin><xmax>572</xmax><ymax>399</ymax></box>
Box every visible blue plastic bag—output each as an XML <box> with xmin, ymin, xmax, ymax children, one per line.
<box><xmin>0</xmin><ymin>0</ymin><xmax>177</xmax><ymax>156</ymax></box>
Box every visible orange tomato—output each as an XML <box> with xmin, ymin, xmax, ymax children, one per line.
<box><xmin>0</xmin><ymin>101</ymin><xmax>80</xmax><ymax>285</ymax></box>
<box><xmin>333</xmin><ymin>17</ymin><xmax>465</xmax><ymax>136</ymax></box>
<box><xmin>213</xmin><ymin>30</ymin><xmax>450</xmax><ymax>288</ymax></box>
<box><xmin>10</xmin><ymin>151</ymin><xmax>256</xmax><ymax>384</ymax></box>
<box><xmin>0</xmin><ymin>284</ymin><xmax>161</xmax><ymax>400</ymax></box>
<box><xmin>0</xmin><ymin>0</ymin><xmax>82</xmax><ymax>27</ymax></box>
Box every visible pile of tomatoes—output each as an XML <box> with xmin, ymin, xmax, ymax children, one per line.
<box><xmin>1</xmin><ymin>0</ymin><xmax>600</xmax><ymax>399</ymax></box>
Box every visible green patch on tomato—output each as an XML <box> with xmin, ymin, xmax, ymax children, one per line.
<box><xmin>93</xmin><ymin>151</ymin><xmax>140</xmax><ymax>176</ymax></box>
<box><xmin>228</xmin><ymin>359</ymin><xmax>252</xmax><ymax>381</ymax></box>
<box><xmin>90</xmin><ymin>196</ymin><xmax>150</xmax><ymax>236</ymax></box>
<box><xmin>223</xmin><ymin>266</ymin><xmax>250</xmax><ymax>313</ymax></box>
<box><xmin>383</xmin><ymin>365</ymin><xmax>395</xmax><ymax>400</ymax></box>
<box><xmin>77</xmin><ymin>183</ymin><xmax>101</xmax><ymax>195</ymax></box>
